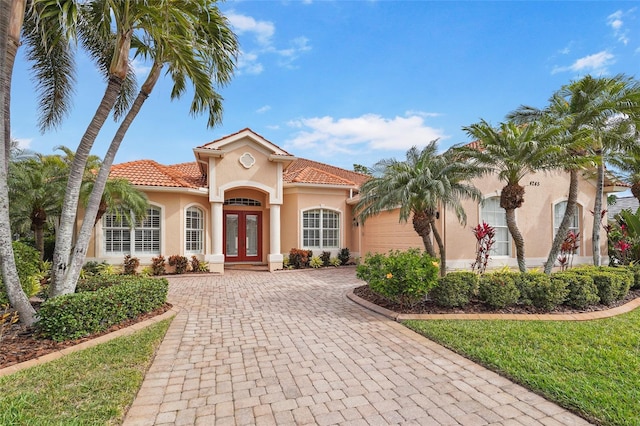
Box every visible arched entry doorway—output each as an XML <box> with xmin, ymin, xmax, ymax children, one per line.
<box><xmin>222</xmin><ymin>191</ymin><xmax>266</xmax><ymax>264</ymax></box>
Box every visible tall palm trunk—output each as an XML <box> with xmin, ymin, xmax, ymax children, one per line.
<box><xmin>430</xmin><ymin>220</ymin><xmax>446</xmax><ymax>277</ymax></box>
<box><xmin>4</xmin><ymin>0</ymin><xmax>26</xmax><ymax>170</ymax></box>
<box><xmin>592</xmin><ymin>161</ymin><xmax>604</xmax><ymax>266</ymax></box>
<box><xmin>544</xmin><ymin>169</ymin><xmax>579</xmax><ymax>274</ymax></box>
<box><xmin>61</xmin><ymin>64</ymin><xmax>161</xmax><ymax>292</ymax></box>
<box><xmin>505</xmin><ymin>208</ymin><xmax>526</xmax><ymax>272</ymax></box>
<box><xmin>31</xmin><ymin>208</ymin><xmax>46</xmax><ymax>261</ymax></box>
<box><xmin>50</xmin><ymin>76</ymin><xmax>123</xmax><ymax>296</ymax></box>
<box><xmin>413</xmin><ymin>211</ymin><xmax>435</xmax><ymax>257</ymax></box>
<box><xmin>0</xmin><ymin>0</ymin><xmax>35</xmax><ymax>326</ymax></box>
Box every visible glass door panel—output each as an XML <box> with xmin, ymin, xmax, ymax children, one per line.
<box><xmin>225</xmin><ymin>214</ymin><xmax>238</xmax><ymax>257</ymax></box>
<box><xmin>246</xmin><ymin>214</ymin><xmax>258</xmax><ymax>257</ymax></box>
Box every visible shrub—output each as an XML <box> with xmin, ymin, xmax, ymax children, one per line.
<box><xmin>320</xmin><ymin>251</ymin><xmax>331</xmax><ymax>267</ymax></box>
<box><xmin>0</xmin><ymin>241</ymin><xmax>42</xmax><ymax>304</ymax></box>
<box><xmin>123</xmin><ymin>255</ymin><xmax>140</xmax><ymax>275</ymax></box>
<box><xmin>329</xmin><ymin>257</ymin><xmax>342</xmax><ymax>267</ymax></box>
<box><xmin>309</xmin><ymin>256</ymin><xmax>323</xmax><ymax>268</ymax></box>
<box><xmin>190</xmin><ymin>256</ymin><xmax>208</xmax><ymax>272</ymax></box>
<box><xmin>338</xmin><ymin>248</ymin><xmax>350</xmax><ymax>265</ymax></box>
<box><xmin>628</xmin><ymin>264</ymin><xmax>640</xmax><ymax>289</ymax></box>
<box><xmin>168</xmin><ymin>255</ymin><xmax>189</xmax><ymax>274</ymax></box>
<box><xmin>289</xmin><ymin>248</ymin><xmax>312</xmax><ymax>269</ymax></box>
<box><xmin>36</xmin><ymin>276</ymin><xmax>168</xmax><ymax>341</ymax></box>
<box><xmin>356</xmin><ymin>249</ymin><xmax>439</xmax><ymax>308</ymax></box>
<box><xmin>431</xmin><ymin>271</ymin><xmax>478</xmax><ymax>308</ymax></box>
<box><xmin>471</xmin><ymin>222</ymin><xmax>495</xmax><ymax>274</ymax></box>
<box><xmin>96</xmin><ymin>263</ymin><xmax>120</xmax><ymax>276</ymax></box>
<box><xmin>82</xmin><ymin>261</ymin><xmax>104</xmax><ymax>277</ymax></box>
<box><xmin>478</xmin><ymin>273</ymin><xmax>520</xmax><ymax>309</ymax></box>
<box><xmin>550</xmin><ymin>272</ymin><xmax>599</xmax><ymax>309</ymax></box>
<box><xmin>0</xmin><ymin>304</ymin><xmax>19</xmax><ymax>343</ymax></box>
<box><xmin>516</xmin><ymin>272</ymin><xmax>569</xmax><ymax>311</ymax></box>
<box><xmin>572</xmin><ymin>266</ymin><xmax>632</xmax><ymax>305</ymax></box>
<box><xmin>151</xmin><ymin>255</ymin><xmax>166</xmax><ymax>276</ymax></box>
<box><xmin>76</xmin><ymin>274</ymin><xmax>141</xmax><ymax>293</ymax></box>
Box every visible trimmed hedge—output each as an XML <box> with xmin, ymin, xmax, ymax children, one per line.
<box><xmin>431</xmin><ymin>271</ymin><xmax>478</xmax><ymax>308</ymax></box>
<box><xmin>478</xmin><ymin>273</ymin><xmax>520</xmax><ymax>309</ymax></box>
<box><xmin>572</xmin><ymin>267</ymin><xmax>632</xmax><ymax>305</ymax></box>
<box><xmin>36</xmin><ymin>277</ymin><xmax>168</xmax><ymax>341</ymax></box>
<box><xmin>516</xmin><ymin>272</ymin><xmax>569</xmax><ymax>312</ymax></box>
<box><xmin>550</xmin><ymin>272</ymin><xmax>599</xmax><ymax>309</ymax></box>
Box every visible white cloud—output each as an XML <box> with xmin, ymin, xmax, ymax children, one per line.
<box><xmin>226</xmin><ymin>12</ymin><xmax>275</xmax><ymax>46</ymax></box>
<box><xmin>607</xmin><ymin>8</ymin><xmax>635</xmax><ymax>45</ymax></box>
<box><xmin>285</xmin><ymin>113</ymin><xmax>447</xmax><ymax>155</ymax></box>
<box><xmin>225</xmin><ymin>11</ymin><xmax>311</xmax><ymax>74</ymax></box>
<box><xmin>256</xmin><ymin>105</ymin><xmax>271</xmax><ymax>114</ymax></box>
<box><xmin>14</xmin><ymin>138</ymin><xmax>32</xmax><ymax>150</ymax></box>
<box><xmin>405</xmin><ymin>110</ymin><xmax>442</xmax><ymax>118</ymax></box>
<box><xmin>130</xmin><ymin>57</ymin><xmax>151</xmax><ymax>77</ymax></box>
<box><xmin>552</xmin><ymin>51</ymin><xmax>615</xmax><ymax>75</ymax></box>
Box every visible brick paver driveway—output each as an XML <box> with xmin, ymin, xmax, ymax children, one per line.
<box><xmin>123</xmin><ymin>268</ymin><xmax>591</xmax><ymax>426</ymax></box>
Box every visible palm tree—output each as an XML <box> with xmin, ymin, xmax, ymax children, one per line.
<box><xmin>52</xmin><ymin>1</ymin><xmax>238</xmax><ymax>295</ymax></box>
<box><xmin>507</xmin><ymin>75</ymin><xmax>639</xmax><ymax>272</ymax></box>
<box><xmin>460</xmin><ymin>120</ymin><xmax>559</xmax><ymax>272</ymax></box>
<box><xmin>81</xmin><ymin>177</ymin><xmax>148</xmax><ymax>226</ymax></box>
<box><xmin>610</xmin><ymin>147</ymin><xmax>640</xmax><ymax>203</ymax></box>
<box><xmin>355</xmin><ymin>141</ymin><xmax>483</xmax><ymax>276</ymax></box>
<box><xmin>8</xmin><ymin>154</ymin><xmax>67</xmax><ymax>259</ymax></box>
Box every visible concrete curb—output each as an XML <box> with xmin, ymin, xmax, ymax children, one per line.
<box><xmin>0</xmin><ymin>306</ymin><xmax>180</xmax><ymax>378</ymax></box>
<box><xmin>346</xmin><ymin>288</ymin><xmax>640</xmax><ymax>322</ymax></box>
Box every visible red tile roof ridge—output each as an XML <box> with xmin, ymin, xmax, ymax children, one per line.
<box><xmin>290</xmin><ymin>166</ymin><xmax>356</xmax><ymax>186</ymax></box>
<box><xmin>198</xmin><ymin>127</ymin><xmax>293</xmax><ymax>156</ymax></box>
<box><xmin>286</xmin><ymin>158</ymin><xmax>370</xmax><ymax>186</ymax></box>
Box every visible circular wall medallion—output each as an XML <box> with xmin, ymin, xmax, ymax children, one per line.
<box><xmin>239</xmin><ymin>152</ymin><xmax>256</xmax><ymax>169</ymax></box>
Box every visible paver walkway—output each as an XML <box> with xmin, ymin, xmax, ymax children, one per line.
<box><xmin>123</xmin><ymin>268</ymin><xmax>592</xmax><ymax>426</ymax></box>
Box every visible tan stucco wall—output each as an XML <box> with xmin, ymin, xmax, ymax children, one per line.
<box><xmin>359</xmin><ymin>169</ymin><xmax>607</xmax><ymax>271</ymax></box>
<box><xmin>281</xmin><ymin>186</ymin><xmax>356</xmax><ymax>257</ymax></box>
<box><xmin>212</xmin><ymin>141</ymin><xmax>279</xmax><ymax>196</ymax></box>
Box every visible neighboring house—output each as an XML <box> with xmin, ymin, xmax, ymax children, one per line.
<box><xmin>608</xmin><ymin>196</ymin><xmax>639</xmax><ymax>220</ymax></box>
<box><xmin>84</xmin><ymin>128</ymin><xmax>626</xmax><ymax>273</ymax></box>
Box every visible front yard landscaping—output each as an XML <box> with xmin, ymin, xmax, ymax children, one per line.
<box><xmin>405</xmin><ymin>310</ymin><xmax>640</xmax><ymax>426</ymax></box>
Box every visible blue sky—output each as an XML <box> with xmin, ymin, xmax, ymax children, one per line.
<box><xmin>10</xmin><ymin>1</ymin><xmax>640</xmax><ymax>171</ymax></box>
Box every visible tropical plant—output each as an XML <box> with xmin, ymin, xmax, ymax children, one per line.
<box><xmin>8</xmin><ymin>154</ymin><xmax>67</xmax><ymax>258</ymax></box>
<box><xmin>355</xmin><ymin>141</ymin><xmax>483</xmax><ymax>276</ymax></box>
<box><xmin>471</xmin><ymin>222</ymin><xmax>495</xmax><ymax>274</ymax></box>
<box><xmin>460</xmin><ymin>120</ymin><xmax>559</xmax><ymax>272</ymax></box>
<box><xmin>52</xmin><ymin>0</ymin><xmax>238</xmax><ymax>296</ymax></box>
<box><xmin>509</xmin><ymin>75</ymin><xmax>640</xmax><ymax>272</ymax></box>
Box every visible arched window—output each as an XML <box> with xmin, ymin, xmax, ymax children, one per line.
<box><xmin>554</xmin><ymin>201</ymin><xmax>580</xmax><ymax>237</ymax></box>
<box><xmin>103</xmin><ymin>206</ymin><xmax>161</xmax><ymax>255</ymax></box>
<box><xmin>480</xmin><ymin>197</ymin><xmax>510</xmax><ymax>256</ymax></box>
<box><xmin>186</xmin><ymin>207</ymin><xmax>204</xmax><ymax>254</ymax></box>
<box><xmin>302</xmin><ymin>209</ymin><xmax>340</xmax><ymax>249</ymax></box>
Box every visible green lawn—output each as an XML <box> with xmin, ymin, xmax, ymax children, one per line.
<box><xmin>405</xmin><ymin>310</ymin><xmax>640</xmax><ymax>426</ymax></box>
<box><xmin>0</xmin><ymin>319</ymin><xmax>171</xmax><ymax>425</ymax></box>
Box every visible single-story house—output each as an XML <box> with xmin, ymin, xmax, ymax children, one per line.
<box><xmin>85</xmin><ymin>128</ymin><xmax>625</xmax><ymax>273</ymax></box>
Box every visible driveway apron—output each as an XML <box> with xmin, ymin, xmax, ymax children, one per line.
<box><xmin>123</xmin><ymin>268</ymin><xmax>592</xmax><ymax>426</ymax></box>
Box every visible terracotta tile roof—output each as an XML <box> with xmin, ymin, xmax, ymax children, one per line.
<box><xmin>284</xmin><ymin>158</ymin><xmax>370</xmax><ymax>186</ymax></box>
<box><xmin>110</xmin><ymin>160</ymin><xmax>205</xmax><ymax>189</ymax></box>
<box><xmin>198</xmin><ymin>127</ymin><xmax>293</xmax><ymax>155</ymax></box>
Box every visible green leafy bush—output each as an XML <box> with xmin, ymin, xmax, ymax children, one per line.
<box><xmin>76</xmin><ymin>274</ymin><xmax>141</xmax><ymax>293</ymax></box>
<box><xmin>628</xmin><ymin>264</ymin><xmax>640</xmax><ymax>290</ymax></box>
<box><xmin>320</xmin><ymin>251</ymin><xmax>331</xmax><ymax>267</ymax></box>
<box><xmin>0</xmin><ymin>241</ymin><xmax>43</xmax><ymax>304</ymax></box>
<box><xmin>36</xmin><ymin>276</ymin><xmax>168</xmax><ymax>341</ymax></box>
<box><xmin>516</xmin><ymin>272</ymin><xmax>569</xmax><ymax>311</ymax></box>
<box><xmin>430</xmin><ymin>271</ymin><xmax>478</xmax><ymax>308</ymax></box>
<box><xmin>329</xmin><ymin>257</ymin><xmax>342</xmax><ymax>267</ymax></box>
<box><xmin>573</xmin><ymin>266</ymin><xmax>632</xmax><ymax>305</ymax></box>
<box><xmin>190</xmin><ymin>256</ymin><xmax>209</xmax><ymax>272</ymax></box>
<box><xmin>478</xmin><ymin>273</ymin><xmax>520</xmax><ymax>309</ymax></box>
<box><xmin>81</xmin><ymin>261</ymin><xmax>105</xmax><ymax>277</ymax></box>
<box><xmin>123</xmin><ymin>255</ymin><xmax>140</xmax><ymax>275</ymax></box>
<box><xmin>289</xmin><ymin>248</ymin><xmax>312</xmax><ymax>269</ymax></box>
<box><xmin>168</xmin><ymin>255</ymin><xmax>188</xmax><ymax>274</ymax></box>
<box><xmin>309</xmin><ymin>256</ymin><xmax>323</xmax><ymax>268</ymax></box>
<box><xmin>338</xmin><ymin>248</ymin><xmax>351</xmax><ymax>265</ymax></box>
<box><xmin>356</xmin><ymin>249</ymin><xmax>439</xmax><ymax>308</ymax></box>
<box><xmin>550</xmin><ymin>271</ymin><xmax>599</xmax><ymax>309</ymax></box>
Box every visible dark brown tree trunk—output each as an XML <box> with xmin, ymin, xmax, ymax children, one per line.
<box><xmin>94</xmin><ymin>198</ymin><xmax>108</xmax><ymax>225</ymax></box>
<box><xmin>544</xmin><ymin>170</ymin><xmax>579</xmax><ymax>274</ymax></box>
<box><xmin>413</xmin><ymin>210</ymin><xmax>435</xmax><ymax>257</ymax></box>
<box><xmin>430</xmin><ymin>220</ymin><xmax>446</xmax><ymax>277</ymax></box>
<box><xmin>631</xmin><ymin>182</ymin><xmax>640</xmax><ymax>202</ymax></box>
<box><xmin>30</xmin><ymin>207</ymin><xmax>46</xmax><ymax>261</ymax></box>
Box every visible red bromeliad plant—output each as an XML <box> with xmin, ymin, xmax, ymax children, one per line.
<box><xmin>558</xmin><ymin>231</ymin><xmax>580</xmax><ymax>271</ymax></box>
<box><xmin>471</xmin><ymin>222</ymin><xmax>495</xmax><ymax>274</ymax></box>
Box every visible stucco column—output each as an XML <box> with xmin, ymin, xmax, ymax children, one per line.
<box><xmin>268</xmin><ymin>204</ymin><xmax>283</xmax><ymax>271</ymax></box>
<box><xmin>206</xmin><ymin>201</ymin><xmax>224</xmax><ymax>274</ymax></box>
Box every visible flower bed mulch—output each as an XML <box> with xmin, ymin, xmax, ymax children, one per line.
<box><xmin>0</xmin><ymin>303</ymin><xmax>172</xmax><ymax>370</ymax></box>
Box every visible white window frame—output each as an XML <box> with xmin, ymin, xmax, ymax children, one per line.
<box><xmin>480</xmin><ymin>196</ymin><xmax>511</xmax><ymax>257</ymax></box>
<box><xmin>103</xmin><ymin>205</ymin><xmax>162</xmax><ymax>256</ymax></box>
<box><xmin>185</xmin><ymin>206</ymin><xmax>204</xmax><ymax>254</ymax></box>
<box><xmin>301</xmin><ymin>208</ymin><xmax>341</xmax><ymax>250</ymax></box>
